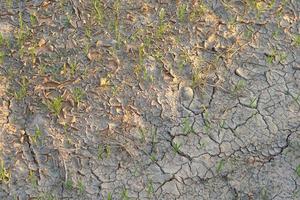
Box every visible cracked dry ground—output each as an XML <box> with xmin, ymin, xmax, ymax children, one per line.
<box><xmin>0</xmin><ymin>0</ymin><xmax>300</xmax><ymax>199</ymax></box>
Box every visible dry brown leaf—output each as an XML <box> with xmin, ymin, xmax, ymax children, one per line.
<box><xmin>87</xmin><ymin>50</ymin><xmax>101</xmax><ymax>61</ymax></box>
<box><xmin>38</xmin><ymin>38</ymin><xmax>46</xmax><ymax>47</ymax></box>
<box><xmin>100</xmin><ymin>78</ymin><xmax>109</xmax><ymax>87</ymax></box>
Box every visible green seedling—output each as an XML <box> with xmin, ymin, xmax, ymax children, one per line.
<box><xmin>0</xmin><ymin>51</ymin><xmax>4</xmax><ymax>64</ymax></box>
<box><xmin>28</xmin><ymin>170</ymin><xmax>38</xmax><ymax>187</ymax></box>
<box><xmin>65</xmin><ymin>178</ymin><xmax>73</xmax><ymax>190</ymax></box>
<box><xmin>14</xmin><ymin>76</ymin><xmax>28</xmax><ymax>100</ymax></box>
<box><xmin>146</xmin><ymin>179</ymin><xmax>154</xmax><ymax>197</ymax></box>
<box><xmin>292</xmin><ymin>34</ymin><xmax>300</xmax><ymax>47</ymax></box>
<box><xmin>72</xmin><ymin>88</ymin><xmax>84</xmax><ymax>104</ymax></box>
<box><xmin>150</xmin><ymin>153</ymin><xmax>157</xmax><ymax>162</ymax></box>
<box><xmin>198</xmin><ymin>140</ymin><xmax>206</xmax><ymax>149</ymax></box>
<box><xmin>48</xmin><ymin>97</ymin><xmax>63</xmax><ymax>116</ymax></box>
<box><xmin>0</xmin><ymin>33</ymin><xmax>3</xmax><ymax>46</ymax></box>
<box><xmin>69</xmin><ymin>62</ymin><xmax>77</xmax><ymax>77</ymax></box>
<box><xmin>244</xmin><ymin>27</ymin><xmax>254</xmax><ymax>40</ymax></box>
<box><xmin>0</xmin><ymin>159</ymin><xmax>10</xmax><ymax>183</ymax></box>
<box><xmin>172</xmin><ymin>142</ymin><xmax>182</xmax><ymax>153</ymax></box>
<box><xmin>31</xmin><ymin>126</ymin><xmax>43</xmax><ymax>145</ymax></box>
<box><xmin>219</xmin><ymin>120</ymin><xmax>225</xmax><ymax>128</ymax></box>
<box><xmin>107</xmin><ymin>192</ymin><xmax>112</xmax><ymax>200</ymax></box>
<box><xmin>232</xmin><ymin>80</ymin><xmax>246</xmax><ymax>94</ymax></box>
<box><xmin>156</xmin><ymin>8</ymin><xmax>168</xmax><ymax>38</ymax></box>
<box><xmin>272</xmin><ymin>27</ymin><xmax>280</xmax><ymax>39</ymax></box>
<box><xmin>19</xmin><ymin>12</ymin><xmax>24</xmax><ymax>30</ymax></box>
<box><xmin>296</xmin><ymin>164</ymin><xmax>300</xmax><ymax>177</ymax></box>
<box><xmin>85</xmin><ymin>26</ymin><xmax>92</xmax><ymax>39</ymax></box>
<box><xmin>279</xmin><ymin>52</ymin><xmax>287</xmax><ymax>62</ymax></box>
<box><xmin>83</xmin><ymin>42</ymin><xmax>90</xmax><ymax>56</ymax></box>
<box><xmin>249</xmin><ymin>97</ymin><xmax>257</xmax><ymax>108</ymax></box>
<box><xmin>260</xmin><ymin>187</ymin><xmax>269</xmax><ymax>200</ymax></box>
<box><xmin>266</xmin><ymin>53</ymin><xmax>276</xmax><ymax>64</ymax></box>
<box><xmin>77</xmin><ymin>179</ymin><xmax>85</xmax><ymax>194</ymax></box>
<box><xmin>16</xmin><ymin>12</ymin><xmax>29</xmax><ymax>49</ymax></box>
<box><xmin>97</xmin><ymin>144</ymin><xmax>111</xmax><ymax>160</ymax></box>
<box><xmin>189</xmin><ymin>2</ymin><xmax>208</xmax><ymax>21</ymax></box>
<box><xmin>203</xmin><ymin>110</ymin><xmax>211</xmax><ymax>132</ymax></box>
<box><xmin>177</xmin><ymin>4</ymin><xmax>187</xmax><ymax>23</ymax></box>
<box><xmin>37</xmin><ymin>193</ymin><xmax>56</xmax><ymax>200</ymax></box>
<box><xmin>6</xmin><ymin>0</ymin><xmax>13</xmax><ymax>8</ymax></box>
<box><xmin>105</xmin><ymin>144</ymin><xmax>111</xmax><ymax>158</ymax></box>
<box><xmin>92</xmin><ymin>0</ymin><xmax>104</xmax><ymax>25</ymax></box>
<box><xmin>28</xmin><ymin>45</ymin><xmax>37</xmax><ymax>63</ymax></box>
<box><xmin>216</xmin><ymin>159</ymin><xmax>225</xmax><ymax>173</ymax></box>
<box><xmin>132</xmin><ymin>165</ymin><xmax>140</xmax><ymax>177</ymax></box>
<box><xmin>159</xmin><ymin>8</ymin><xmax>165</xmax><ymax>23</ymax></box>
<box><xmin>121</xmin><ymin>188</ymin><xmax>129</xmax><ymax>200</ymax></box>
<box><xmin>268</xmin><ymin>0</ymin><xmax>276</xmax><ymax>9</ymax></box>
<box><xmin>113</xmin><ymin>0</ymin><xmax>121</xmax><ymax>47</ymax></box>
<box><xmin>138</xmin><ymin>127</ymin><xmax>146</xmax><ymax>143</ymax></box>
<box><xmin>30</xmin><ymin>13</ymin><xmax>38</xmax><ymax>26</ymax></box>
<box><xmin>138</xmin><ymin>43</ymin><xmax>145</xmax><ymax>68</ymax></box>
<box><xmin>182</xmin><ymin>117</ymin><xmax>193</xmax><ymax>135</ymax></box>
<box><xmin>97</xmin><ymin>145</ymin><xmax>105</xmax><ymax>160</ymax></box>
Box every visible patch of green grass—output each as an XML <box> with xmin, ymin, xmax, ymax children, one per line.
<box><xmin>0</xmin><ymin>159</ymin><xmax>10</xmax><ymax>183</ymax></box>
<box><xmin>48</xmin><ymin>97</ymin><xmax>63</xmax><ymax>116</ymax></box>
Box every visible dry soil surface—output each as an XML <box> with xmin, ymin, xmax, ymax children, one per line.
<box><xmin>0</xmin><ymin>0</ymin><xmax>300</xmax><ymax>200</ymax></box>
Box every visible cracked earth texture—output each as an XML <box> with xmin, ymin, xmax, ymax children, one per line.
<box><xmin>0</xmin><ymin>0</ymin><xmax>300</xmax><ymax>199</ymax></box>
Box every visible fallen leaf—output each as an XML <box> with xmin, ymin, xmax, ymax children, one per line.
<box><xmin>100</xmin><ymin>78</ymin><xmax>109</xmax><ymax>87</ymax></box>
<box><xmin>87</xmin><ymin>50</ymin><xmax>101</xmax><ymax>61</ymax></box>
<box><xmin>38</xmin><ymin>38</ymin><xmax>46</xmax><ymax>47</ymax></box>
